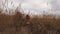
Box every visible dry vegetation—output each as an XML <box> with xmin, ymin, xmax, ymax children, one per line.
<box><xmin>0</xmin><ymin>11</ymin><xmax>60</xmax><ymax>34</ymax></box>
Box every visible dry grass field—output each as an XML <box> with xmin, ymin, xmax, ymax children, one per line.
<box><xmin>0</xmin><ymin>11</ymin><xmax>60</xmax><ymax>34</ymax></box>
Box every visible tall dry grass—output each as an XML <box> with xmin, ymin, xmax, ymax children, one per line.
<box><xmin>0</xmin><ymin>11</ymin><xmax>60</xmax><ymax>34</ymax></box>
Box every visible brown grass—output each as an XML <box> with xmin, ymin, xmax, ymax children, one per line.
<box><xmin>0</xmin><ymin>11</ymin><xmax>60</xmax><ymax>34</ymax></box>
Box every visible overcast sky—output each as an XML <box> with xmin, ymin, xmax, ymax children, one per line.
<box><xmin>0</xmin><ymin>0</ymin><xmax>60</xmax><ymax>16</ymax></box>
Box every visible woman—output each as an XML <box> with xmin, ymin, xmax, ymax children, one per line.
<box><xmin>25</xmin><ymin>15</ymin><xmax>31</xmax><ymax>25</ymax></box>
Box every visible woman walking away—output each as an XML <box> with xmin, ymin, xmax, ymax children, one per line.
<box><xmin>26</xmin><ymin>15</ymin><xmax>30</xmax><ymax>24</ymax></box>
<box><xmin>24</xmin><ymin>14</ymin><xmax>30</xmax><ymax>26</ymax></box>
